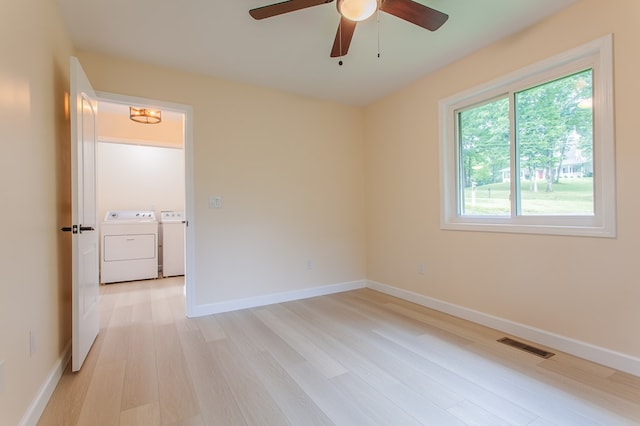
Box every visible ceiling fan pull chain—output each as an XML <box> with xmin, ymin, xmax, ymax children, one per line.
<box><xmin>338</xmin><ymin>18</ymin><xmax>344</xmax><ymax>66</ymax></box>
<box><xmin>377</xmin><ymin>6</ymin><xmax>381</xmax><ymax>58</ymax></box>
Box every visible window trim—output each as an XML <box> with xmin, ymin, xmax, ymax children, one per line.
<box><xmin>439</xmin><ymin>35</ymin><xmax>615</xmax><ymax>238</ymax></box>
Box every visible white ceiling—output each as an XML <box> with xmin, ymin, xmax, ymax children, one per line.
<box><xmin>56</xmin><ymin>0</ymin><xmax>580</xmax><ymax>106</ymax></box>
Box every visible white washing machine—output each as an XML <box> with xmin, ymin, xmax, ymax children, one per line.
<box><xmin>100</xmin><ymin>210</ymin><xmax>158</xmax><ymax>284</ymax></box>
<box><xmin>159</xmin><ymin>211</ymin><xmax>185</xmax><ymax>277</ymax></box>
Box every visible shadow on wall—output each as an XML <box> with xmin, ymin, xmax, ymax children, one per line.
<box><xmin>53</xmin><ymin>56</ymin><xmax>72</xmax><ymax>352</ymax></box>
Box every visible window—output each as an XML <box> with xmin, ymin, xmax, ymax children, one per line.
<box><xmin>439</xmin><ymin>35</ymin><xmax>615</xmax><ymax>237</ymax></box>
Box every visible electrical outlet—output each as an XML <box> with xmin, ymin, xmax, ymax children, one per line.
<box><xmin>306</xmin><ymin>259</ymin><xmax>313</xmax><ymax>270</ymax></box>
<box><xmin>418</xmin><ymin>261</ymin><xmax>425</xmax><ymax>275</ymax></box>
<box><xmin>0</xmin><ymin>360</ymin><xmax>5</xmax><ymax>394</ymax></box>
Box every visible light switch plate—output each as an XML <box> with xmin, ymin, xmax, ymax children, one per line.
<box><xmin>209</xmin><ymin>196</ymin><xmax>223</xmax><ymax>209</ymax></box>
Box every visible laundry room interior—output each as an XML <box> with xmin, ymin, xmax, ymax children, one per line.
<box><xmin>97</xmin><ymin>101</ymin><xmax>186</xmax><ymax>284</ymax></box>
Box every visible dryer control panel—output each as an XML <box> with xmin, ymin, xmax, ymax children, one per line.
<box><xmin>105</xmin><ymin>210</ymin><xmax>156</xmax><ymax>222</ymax></box>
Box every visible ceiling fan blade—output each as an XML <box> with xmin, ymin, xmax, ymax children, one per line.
<box><xmin>379</xmin><ymin>0</ymin><xmax>448</xmax><ymax>31</ymax></box>
<box><xmin>330</xmin><ymin>17</ymin><xmax>357</xmax><ymax>57</ymax></box>
<box><xmin>249</xmin><ymin>0</ymin><xmax>333</xmax><ymax>20</ymax></box>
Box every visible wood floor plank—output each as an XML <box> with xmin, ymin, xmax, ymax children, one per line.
<box><xmin>38</xmin><ymin>280</ymin><xmax>640</xmax><ymax>425</ymax></box>
<box><xmin>97</xmin><ymin>304</ymin><xmax>132</xmax><ymax>364</ymax></box>
<box><xmin>374</xmin><ymin>326</ymin><xmax>619</xmax><ymax>425</ymax></box>
<box><xmin>371</xmin><ymin>327</ymin><xmax>563</xmax><ymax>425</ymax></box>
<box><xmin>219</xmin><ymin>309</ymin><xmax>372</xmax><ymax>424</ymax></box>
<box><xmin>164</xmin><ymin>415</ymin><xmax>205</xmax><ymax>426</ymax></box>
<box><xmin>37</xmin><ymin>331</ymin><xmax>106</xmax><ymax>426</ymax></box>
<box><xmin>273</xmin><ymin>300</ymin><xmax>460</xmax><ymax>426</ymax></box>
<box><xmin>154</xmin><ymin>322</ymin><xmax>200</xmax><ymax>425</ymax></box>
<box><xmin>208</xmin><ymin>339</ymin><xmax>291</xmax><ymax>425</ymax></box>
<box><xmin>447</xmin><ymin>399</ymin><xmax>513</xmax><ymax>426</ymax></box>
<box><xmin>254</xmin><ymin>307</ymin><xmax>348</xmax><ymax>379</ymax></box>
<box><xmin>329</xmin><ymin>290</ymin><xmax>434</xmax><ymax>336</ymax></box>
<box><xmin>222</xmin><ymin>309</ymin><xmax>305</xmax><ymax>364</ymax></box>
<box><xmin>150</xmin><ymin>284</ymin><xmax>175</xmax><ymax>326</ymax></box>
<box><xmin>245</xmin><ymin>349</ymin><xmax>334</xmax><ymax>426</ymax></box>
<box><xmin>75</xmin><ymin>360</ymin><xmax>126</xmax><ymax>426</ymax></box>
<box><xmin>193</xmin><ymin>315</ymin><xmax>226</xmax><ymax>342</ymax></box>
<box><xmin>540</xmin><ymin>355</ymin><xmax>640</xmax><ymax>404</ymax></box>
<box><xmin>178</xmin><ymin>328</ymin><xmax>247</xmax><ymax>424</ymax></box>
<box><xmin>215</xmin><ymin>310</ymin><xmax>333</xmax><ymax>425</ymax></box>
<box><xmin>129</xmin><ymin>284</ymin><xmax>153</xmax><ymax>323</ymax></box>
<box><xmin>287</xmin><ymin>297</ymin><xmax>469</xmax><ymax>416</ymax></box>
<box><xmin>527</xmin><ymin>418</ymin><xmax>557</xmax><ymax>426</ymax></box>
<box><xmin>536</xmin><ymin>357</ymin><xmax>640</xmax><ymax>423</ymax></box>
<box><xmin>281</xmin><ymin>301</ymin><xmax>402</xmax><ymax>389</ymax></box>
<box><xmin>119</xmin><ymin>401</ymin><xmax>161</xmax><ymax>426</ymax></box>
<box><xmin>120</xmin><ymin>321</ymin><xmax>159</xmax><ymax>411</ymax></box>
<box><xmin>374</xmin><ymin>301</ymin><xmax>477</xmax><ymax>348</ymax></box>
<box><xmin>338</xmin><ymin>290</ymin><xmax>632</xmax><ymax>417</ymax></box>
<box><xmin>284</xmin><ymin>360</ymin><xmax>377</xmax><ymax>425</ymax></box>
<box><xmin>290</xmin><ymin>296</ymin><xmax>517</xmax><ymax>424</ymax></box>
<box><xmin>380</xmin><ymin>302</ymin><xmax>638</xmax><ymax>418</ymax></box>
<box><xmin>610</xmin><ymin>370</ymin><xmax>640</xmax><ymax>390</ymax></box>
<box><xmin>166</xmin><ymin>279</ymin><xmax>199</xmax><ymax>336</ymax></box>
<box><xmin>428</xmin><ymin>334</ymin><xmax>640</xmax><ymax>425</ymax></box>
<box><xmin>329</xmin><ymin>372</ymin><xmax>426</xmax><ymax>425</ymax></box>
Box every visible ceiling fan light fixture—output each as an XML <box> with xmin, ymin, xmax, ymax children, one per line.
<box><xmin>129</xmin><ymin>106</ymin><xmax>162</xmax><ymax>124</ymax></box>
<box><xmin>338</xmin><ymin>0</ymin><xmax>377</xmax><ymax>22</ymax></box>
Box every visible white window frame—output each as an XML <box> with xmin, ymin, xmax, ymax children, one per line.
<box><xmin>439</xmin><ymin>35</ymin><xmax>615</xmax><ymax>238</ymax></box>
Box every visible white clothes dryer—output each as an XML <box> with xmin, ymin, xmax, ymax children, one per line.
<box><xmin>100</xmin><ymin>210</ymin><xmax>158</xmax><ymax>284</ymax></box>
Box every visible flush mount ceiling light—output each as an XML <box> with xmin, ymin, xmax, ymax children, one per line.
<box><xmin>337</xmin><ymin>0</ymin><xmax>377</xmax><ymax>21</ymax></box>
<box><xmin>129</xmin><ymin>106</ymin><xmax>162</xmax><ymax>124</ymax></box>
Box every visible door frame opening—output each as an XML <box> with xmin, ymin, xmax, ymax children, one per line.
<box><xmin>95</xmin><ymin>91</ymin><xmax>196</xmax><ymax>316</ymax></box>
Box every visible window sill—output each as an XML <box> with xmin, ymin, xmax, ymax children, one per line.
<box><xmin>441</xmin><ymin>220</ymin><xmax>616</xmax><ymax>238</ymax></box>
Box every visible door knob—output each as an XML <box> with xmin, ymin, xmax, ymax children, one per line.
<box><xmin>60</xmin><ymin>225</ymin><xmax>78</xmax><ymax>234</ymax></box>
<box><xmin>60</xmin><ymin>225</ymin><xmax>94</xmax><ymax>233</ymax></box>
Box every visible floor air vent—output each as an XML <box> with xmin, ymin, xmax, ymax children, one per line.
<box><xmin>497</xmin><ymin>337</ymin><xmax>555</xmax><ymax>359</ymax></box>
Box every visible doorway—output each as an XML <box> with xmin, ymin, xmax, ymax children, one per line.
<box><xmin>95</xmin><ymin>92</ymin><xmax>194</xmax><ymax>315</ymax></box>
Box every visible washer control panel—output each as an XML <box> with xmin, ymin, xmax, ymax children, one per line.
<box><xmin>160</xmin><ymin>211</ymin><xmax>185</xmax><ymax>223</ymax></box>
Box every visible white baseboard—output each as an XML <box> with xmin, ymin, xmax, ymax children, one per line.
<box><xmin>189</xmin><ymin>280</ymin><xmax>366</xmax><ymax>317</ymax></box>
<box><xmin>20</xmin><ymin>341</ymin><xmax>71</xmax><ymax>426</ymax></box>
<box><xmin>366</xmin><ymin>280</ymin><xmax>640</xmax><ymax>377</ymax></box>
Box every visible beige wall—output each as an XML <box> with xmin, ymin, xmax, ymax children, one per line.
<box><xmin>77</xmin><ymin>51</ymin><xmax>367</xmax><ymax>305</ymax></box>
<box><xmin>98</xmin><ymin>110</ymin><xmax>183</xmax><ymax>148</ymax></box>
<box><xmin>0</xmin><ymin>0</ymin><xmax>75</xmax><ymax>424</ymax></box>
<box><xmin>96</xmin><ymin>142</ymin><xmax>185</xmax><ymax>224</ymax></box>
<box><xmin>365</xmin><ymin>0</ymin><xmax>640</xmax><ymax>359</ymax></box>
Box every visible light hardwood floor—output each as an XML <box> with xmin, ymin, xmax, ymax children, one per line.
<box><xmin>38</xmin><ymin>277</ymin><xmax>640</xmax><ymax>425</ymax></box>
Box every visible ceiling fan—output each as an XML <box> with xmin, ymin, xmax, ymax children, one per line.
<box><xmin>249</xmin><ymin>0</ymin><xmax>449</xmax><ymax>59</ymax></box>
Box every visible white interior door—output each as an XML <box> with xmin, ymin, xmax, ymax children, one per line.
<box><xmin>70</xmin><ymin>56</ymin><xmax>99</xmax><ymax>372</ymax></box>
